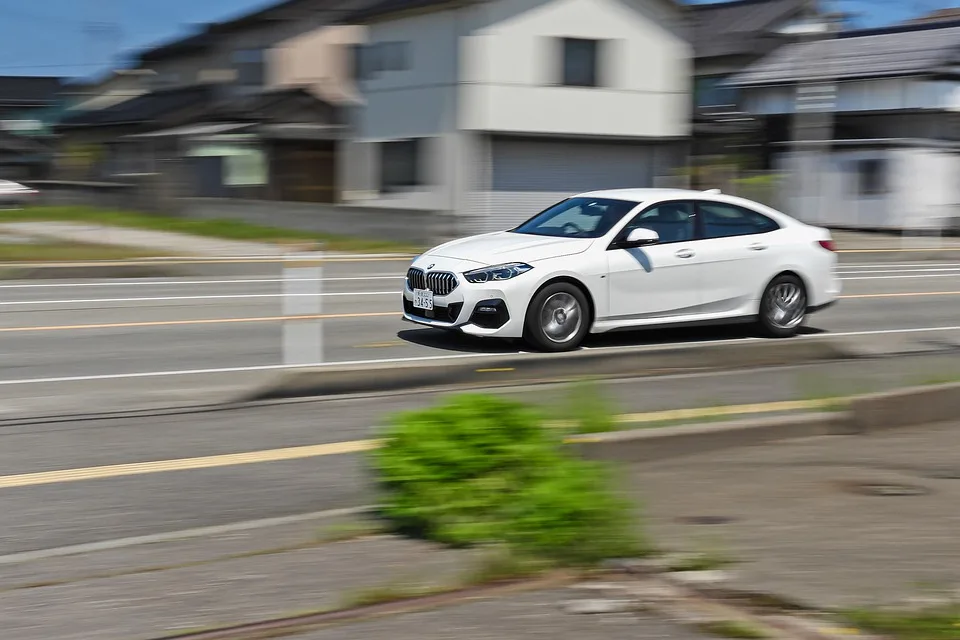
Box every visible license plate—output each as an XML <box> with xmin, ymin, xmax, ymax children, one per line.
<box><xmin>413</xmin><ymin>288</ymin><xmax>434</xmax><ymax>311</ymax></box>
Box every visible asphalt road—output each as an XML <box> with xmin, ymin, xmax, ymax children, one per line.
<box><xmin>1</xmin><ymin>348</ymin><xmax>959</xmax><ymax>558</ymax></box>
<box><xmin>0</xmin><ymin>257</ymin><xmax>958</xmax><ymax>415</ymax></box>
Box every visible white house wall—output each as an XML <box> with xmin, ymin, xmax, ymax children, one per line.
<box><xmin>459</xmin><ymin>0</ymin><xmax>691</xmax><ymax>137</ymax></box>
<box><xmin>355</xmin><ymin>10</ymin><xmax>463</xmax><ymax>140</ymax></box>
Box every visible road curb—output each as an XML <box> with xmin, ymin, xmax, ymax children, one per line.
<box><xmin>571</xmin><ymin>381</ymin><xmax>960</xmax><ymax>463</ymax></box>
<box><xmin>569</xmin><ymin>413</ymin><xmax>851</xmax><ymax>463</ymax></box>
<box><xmin>244</xmin><ymin>337</ymin><xmax>858</xmax><ymax>402</ymax></box>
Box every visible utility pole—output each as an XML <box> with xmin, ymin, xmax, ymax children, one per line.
<box><xmin>789</xmin><ymin>0</ymin><xmax>839</xmax><ymax>225</ymax></box>
<box><xmin>83</xmin><ymin>0</ymin><xmax>123</xmax><ymax>74</ymax></box>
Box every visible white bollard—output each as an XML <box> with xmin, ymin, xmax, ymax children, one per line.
<box><xmin>283</xmin><ymin>249</ymin><xmax>324</xmax><ymax>366</ymax></box>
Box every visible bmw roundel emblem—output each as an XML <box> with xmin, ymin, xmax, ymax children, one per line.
<box><xmin>427</xmin><ymin>263</ymin><xmax>435</xmax><ymax>270</ymax></box>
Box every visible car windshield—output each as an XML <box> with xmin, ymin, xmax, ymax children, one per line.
<box><xmin>511</xmin><ymin>197</ymin><xmax>638</xmax><ymax>239</ymax></box>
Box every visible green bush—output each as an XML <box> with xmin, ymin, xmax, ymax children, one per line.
<box><xmin>372</xmin><ymin>394</ymin><xmax>647</xmax><ymax>565</ymax></box>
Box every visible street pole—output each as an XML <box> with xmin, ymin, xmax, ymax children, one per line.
<box><xmin>283</xmin><ymin>247</ymin><xmax>324</xmax><ymax>367</ymax></box>
<box><xmin>790</xmin><ymin>15</ymin><xmax>838</xmax><ymax>225</ymax></box>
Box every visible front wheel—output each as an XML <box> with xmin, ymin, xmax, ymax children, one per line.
<box><xmin>523</xmin><ymin>282</ymin><xmax>590</xmax><ymax>352</ymax></box>
<box><xmin>758</xmin><ymin>274</ymin><xmax>807</xmax><ymax>338</ymax></box>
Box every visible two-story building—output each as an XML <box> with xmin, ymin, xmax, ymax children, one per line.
<box><xmin>730</xmin><ymin>19</ymin><xmax>960</xmax><ymax>232</ymax></box>
<box><xmin>342</xmin><ymin>0</ymin><xmax>692</xmax><ymax>234</ymax></box>
<box><xmin>56</xmin><ymin>0</ymin><xmax>363</xmax><ymax>203</ymax></box>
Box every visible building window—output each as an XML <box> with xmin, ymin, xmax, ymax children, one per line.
<box><xmin>379</xmin><ymin>139</ymin><xmax>421</xmax><ymax>192</ymax></box>
<box><xmin>233</xmin><ymin>48</ymin><xmax>265</xmax><ymax>88</ymax></box>
<box><xmin>694</xmin><ymin>76</ymin><xmax>738</xmax><ymax>108</ymax></box>
<box><xmin>150</xmin><ymin>72</ymin><xmax>180</xmax><ymax>89</ymax></box>
<box><xmin>858</xmin><ymin>158</ymin><xmax>886</xmax><ymax>195</ymax></box>
<box><xmin>560</xmin><ymin>38</ymin><xmax>600</xmax><ymax>87</ymax></box>
<box><xmin>355</xmin><ymin>42</ymin><xmax>410</xmax><ymax>80</ymax></box>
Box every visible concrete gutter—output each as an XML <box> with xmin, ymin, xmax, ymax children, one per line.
<box><xmin>244</xmin><ymin>336</ymin><xmax>859</xmax><ymax>402</ymax></box>
<box><xmin>572</xmin><ymin>381</ymin><xmax>960</xmax><ymax>463</ymax></box>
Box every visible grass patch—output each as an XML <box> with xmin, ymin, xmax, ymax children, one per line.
<box><xmin>559</xmin><ymin>378</ymin><xmax>619</xmax><ymax>434</ymax></box>
<box><xmin>462</xmin><ymin>547</ymin><xmax>557</xmax><ymax>586</ymax></box>
<box><xmin>339</xmin><ymin>581</ymin><xmax>445</xmax><ymax>609</ymax></box>
<box><xmin>316</xmin><ymin>520</ymin><xmax>385</xmax><ymax>543</ymax></box>
<box><xmin>698</xmin><ymin>620</ymin><xmax>771</xmax><ymax>639</ymax></box>
<box><xmin>5</xmin><ymin>206</ymin><xmax>421</xmax><ymax>254</ymax></box>
<box><xmin>844</xmin><ymin>606</ymin><xmax>960</xmax><ymax>640</ymax></box>
<box><xmin>0</xmin><ymin>241</ymin><xmax>161</xmax><ymax>262</ymax></box>
<box><xmin>668</xmin><ymin>548</ymin><xmax>736</xmax><ymax>573</ymax></box>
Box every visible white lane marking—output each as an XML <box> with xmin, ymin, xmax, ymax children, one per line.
<box><xmin>842</xmin><ymin>274</ymin><xmax>960</xmax><ymax>281</ymax></box>
<box><xmin>839</xmin><ymin>268</ymin><xmax>960</xmax><ymax>275</ymax></box>
<box><xmin>837</xmin><ymin>263</ymin><xmax>960</xmax><ymax>270</ymax></box>
<box><xmin>0</xmin><ymin>292</ymin><xmax>397</xmax><ymax>306</ymax></box>
<box><xmin>0</xmin><ymin>325</ymin><xmax>956</xmax><ymax>387</ymax></box>
<box><xmin>0</xmin><ymin>506</ymin><xmax>372</xmax><ymax>566</ymax></box>
<box><xmin>0</xmin><ymin>276</ymin><xmax>404</xmax><ymax>289</ymax></box>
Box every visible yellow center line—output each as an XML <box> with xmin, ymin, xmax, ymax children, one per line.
<box><xmin>355</xmin><ymin>341</ymin><xmax>407</xmax><ymax>348</ymax></box>
<box><xmin>476</xmin><ymin>368</ymin><xmax>516</xmax><ymax>373</ymax></box>
<box><xmin>0</xmin><ymin>440</ymin><xmax>382</xmax><ymax>490</ymax></box>
<box><xmin>0</xmin><ymin>398</ymin><xmax>845</xmax><ymax>491</ymax></box>
<box><xmin>0</xmin><ymin>312</ymin><xmax>401</xmax><ymax>333</ymax></box>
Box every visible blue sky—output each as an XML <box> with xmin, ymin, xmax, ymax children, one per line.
<box><xmin>0</xmin><ymin>0</ymin><xmax>954</xmax><ymax>79</ymax></box>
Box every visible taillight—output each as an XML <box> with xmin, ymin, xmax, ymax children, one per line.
<box><xmin>817</xmin><ymin>240</ymin><xmax>836</xmax><ymax>252</ymax></box>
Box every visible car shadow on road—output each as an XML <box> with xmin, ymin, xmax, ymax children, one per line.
<box><xmin>398</xmin><ymin>328</ymin><xmax>523</xmax><ymax>354</ymax></box>
<box><xmin>398</xmin><ymin>324</ymin><xmax>828</xmax><ymax>354</ymax></box>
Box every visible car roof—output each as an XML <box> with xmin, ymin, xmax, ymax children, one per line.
<box><xmin>575</xmin><ymin>188</ymin><xmax>722</xmax><ymax>203</ymax></box>
<box><xmin>574</xmin><ymin>188</ymin><xmax>799</xmax><ymax>226</ymax></box>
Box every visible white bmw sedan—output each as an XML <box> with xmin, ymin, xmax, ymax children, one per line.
<box><xmin>402</xmin><ymin>188</ymin><xmax>841</xmax><ymax>352</ymax></box>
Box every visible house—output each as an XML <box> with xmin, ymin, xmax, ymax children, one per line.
<box><xmin>341</xmin><ymin>0</ymin><xmax>692</xmax><ymax>234</ymax></box>
<box><xmin>728</xmin><ymin>19</ymin><xmax>960</xmax><ymax>231</ymax></box>
<box><xmin>0</xmin><ymin>75</ymin><xmax>63</xmax><ymax>179</ymax></box>
<box><xmin>55</xmin><ymin>0</ymin><xmax>363</xmax><ymax>203</ymax></box>
<box><xmin>688</xmin><ymin>0</ymin><xmax>829</xmax><ymax>168</ymax></box>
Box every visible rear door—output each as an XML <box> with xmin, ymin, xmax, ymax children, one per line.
<box><xmin>694</xmin><ymin>200</ymin><xmax>783</xmax><ymax>314</ymax></box>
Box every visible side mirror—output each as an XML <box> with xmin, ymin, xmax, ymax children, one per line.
<box><xmin>621</xmin><ymin>227</ymin><xmax>659</xmax><ymax>248</ymax></box>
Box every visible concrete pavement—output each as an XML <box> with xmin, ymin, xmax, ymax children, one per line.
<box><xmin>629</xmin><ymin>420</ymin><xmax>960</xmax><ymax>609</ymax></box>
<box><xmin>0</xmin><ymin>350</ymin><xmax>957</xmax><ymax>556</ymax></box>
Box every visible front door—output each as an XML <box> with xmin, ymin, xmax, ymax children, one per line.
<box><xmin>605</xmin><ymin>201</ymin><xmax>702</xmax><ymax>321</ymax></box>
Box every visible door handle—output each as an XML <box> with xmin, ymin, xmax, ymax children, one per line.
<box><xmin>749</xmin><ymin>243</ymin><xmax>769</xmax><ymax>251</ymax></box>
<box><xmin>675</xmin><ymin>249</ymin><xmax>695</xmax><ymax>259</ymax></box>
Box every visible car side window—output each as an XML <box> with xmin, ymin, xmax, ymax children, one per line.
<box><xmin>699</xmin><ymin>202</ymin><xmax>780</xmax><ymax>239</ymax></box>
<box><xmin>620</xmin><ymin>202</ymin><xmax>696</xmax><ymax>245</ymax></box>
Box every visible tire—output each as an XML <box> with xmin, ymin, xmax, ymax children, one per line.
<box><xmin>523</xmin><ymin>282</ymin><xmax>590</xmax><ymax>352</ymax></box>
<box><xmin>757</xmin><ymin>273</ymin><xmax>807</xmax><ymax>338</ymax></box>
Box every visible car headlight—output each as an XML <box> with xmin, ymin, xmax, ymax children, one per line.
<box><xmin>463</xmin><ymin>263</ymin><xmax>533</xmax><ymax>284</ymax></box>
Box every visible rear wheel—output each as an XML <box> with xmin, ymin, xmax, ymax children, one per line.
<box><xmin>523</xmin><ymin>282</ymin><xmax>590</xmax><ymax>352</ymax></box>
<box><xmin>758</xmin><ymin>274</ymin><xmax>807</xmax><ymax>338</ymax></box>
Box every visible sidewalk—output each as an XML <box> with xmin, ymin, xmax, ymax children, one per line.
<box><xmin>0</xmin><ymin>511</ymin><xmax>709</xmax><ymax>640</ymax></box>
<box><xmin>628</xmin><ymin>420</ymin><xmax>960</xmax><ymax>610</ymax></box>
<box><xmin>0</xmin><ymin>222</ymin><xmax>285</xmax><ymax>258</ymax></box>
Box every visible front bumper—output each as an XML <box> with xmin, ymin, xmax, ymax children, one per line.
<box><xmin>401</xmin><ymin>277</ymin><xmax>530</xmax><ymax>339</ymax></box>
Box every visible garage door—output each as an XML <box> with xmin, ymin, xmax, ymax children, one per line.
<box><xmin>467</xmin><ymin>138</ymin><xmax>657</xmax><ymax>234</ymax></box>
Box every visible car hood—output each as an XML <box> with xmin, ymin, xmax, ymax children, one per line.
<box><xmin>426</xmin><ymin>231</ymin><xmax>594</xmax><ymax>264</ymax></box>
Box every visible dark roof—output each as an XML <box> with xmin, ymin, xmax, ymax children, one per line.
<box><xmin>0</xmin><ymin>76</ymin><xmax>64</xmax><ymax>105</ymax></box>
<box><xmin>58</xmin><ymin>84</ymin><xmax>216</xmax><ymax>129</ymax></box>
<box><xmin>907</xmin><ymin>8</ymin><xmax>960</xmax><ymax>25</ymax></box>
<box><xmin>138</xmin><ymin>0</ymin><xmax>329</xmax><ymax>63</ymax></box>
<box><xmin>729</xmin><ymin>20</ymin><xmax>960</xmax><ymax>86</ymax></box>
<box><xmin>690</xmin><ymin>0</ymin><xmax>810</xmax><ymax>59</ymax></box>
<box><xmin>349</xmin><ymin>0</ymin><xmax>679</xmax><ymax>23</ymax></box>
<box><xmin>202</xmin><ymin>87</ymin><xmax>341</xmax><ymax>124</ymax></box>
